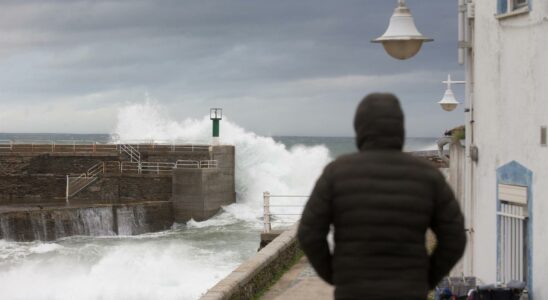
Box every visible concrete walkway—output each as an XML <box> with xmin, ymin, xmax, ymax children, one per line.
<box><xmin>261</xmin><ymin>256</ymin><xmax>334</xmax><ymax>300</ymax></box>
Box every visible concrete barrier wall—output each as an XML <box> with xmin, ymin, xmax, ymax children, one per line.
<box><xmin>71</xmin><ymin>175</ymin><xmax>173</xmax><ymax>205</ymax></box>
<box><xmin>172</xmin><ymin>146</ymin><xmax>236</xmax><ymax>222</ymax></box>
<box><xmin>0</xmin><ymin>201</ymin><xmax>173</xmax><ymax>241</ymax></box>
<box><xmin>0</xmin><ymin>153</ymin><xmax>118</xmax><ymax>176</ymax></box>
<box><xmin>0</xmin><ymin>149</ymin><xmax>215</xmax><ymax>206</ymax></box>
<box><xmin>200</xmin><ymin>224</ymin><xmax>301</xmax><ymax>300</ymax></box>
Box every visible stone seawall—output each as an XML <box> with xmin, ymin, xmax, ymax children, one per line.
<box><xmin>71</xmin><ymin>175</ymin><xmax>172</xmax><ymax>205</ymax></box>
<box><xmin>200</xmin><ymin>225</ymin><xmax>301</xmax><ymax>300</ymax></box>
<box><xmin>0</xmin><ymin>148</ymin><xmax>212</xmax><ymax>206</ymax></box>
<box><xmin>0</xmin><ymin>145</ymin><xmax>236</xmax><ymax>241</ymax></box>
<box><xmin>172</xmin><ymin>146</ymin><xmax>236</xmax><ymax>222</ymax></box>
<box><xmin>0</xmin><ymin>201</ymin><xmax>173</xmax><ymax>241</ymax></box>
<box><xmin>0</xmin><ymin>153</ymin><xmax>119</xmax><ymax>176</ymax></box>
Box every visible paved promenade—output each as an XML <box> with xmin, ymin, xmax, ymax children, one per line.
<box><xmin>261</xmin><ymin>256</ymin><xmax>334</xmax><ymax>300</ymax></box>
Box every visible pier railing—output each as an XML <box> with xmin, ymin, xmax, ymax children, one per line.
<box><xmin>0</xmin><ymin>140</ymin><xmax>210</xmax><ymax>154</ymax></box>
<box><xmin>108</xmin><ymin>160</ymin><xmax>220</xmax><ymax>174</ymax></box>
<box><xmin>175</xmin><ymin>160</ymin><xmax>218</xmax><ymax>169</ymax></box>
<box><xmin>263</xmin><ymin>191</ymin><xmax>309</xmax><ymax>233</ymax></box>
<box><xmin>66</xmin><ymin>162</ymin><xmax>106</xmax><ymax>203</ymax></box>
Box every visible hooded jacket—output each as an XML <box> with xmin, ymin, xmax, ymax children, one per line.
<box><xmin>297</xmin><ymin>93</ymin><xmax>466</xmax><ymax>300</ymax></box>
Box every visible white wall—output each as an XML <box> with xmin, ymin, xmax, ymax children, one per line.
<box><xmin>472</xmin><ymin>0</ymin><xmax>548</xmax><ymax>298</ymax></box>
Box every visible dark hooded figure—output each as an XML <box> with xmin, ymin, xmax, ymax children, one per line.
<box><xmin>297</xmin><ymin>93</ymin><xmax>466</xmax><ymax>300</ymax></box>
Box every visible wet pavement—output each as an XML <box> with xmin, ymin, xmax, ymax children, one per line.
<box><xmin>261</xmin><ymin>256</ymin><xmax>334</xmax><ymax>300</ymax></box>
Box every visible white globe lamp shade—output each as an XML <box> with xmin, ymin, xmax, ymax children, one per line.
<box><xmin>438</xmin><ymin>88</ymin><xmax>459</xmax><ymax>112</ymax></box>
<box><xmin>372</xmin><ymin>0</ymin><xmax>433</xmax><ymax>60</ymax></box>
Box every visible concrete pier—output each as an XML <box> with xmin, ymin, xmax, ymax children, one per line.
<box><xmin>172</xmin><ymin>146</ymin><xmax>236</xmax><ymax>222</ymax></box>
<box><xmin>0</xmin><ymin>143</ymin><xmax>236</xmax><ymax>241</ymax></box>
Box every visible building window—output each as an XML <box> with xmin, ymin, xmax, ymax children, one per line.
<box><xmin>496</xmin><ymin>161</ymin><xmax>533</xmax><ymax>292</ymax></box>
<box><xmin>514</xmin><ymin>0</ymin><xmax>528</xmax><ymax>8</ymax></box>
<box><xmin>497</xmin><ymin>0</ymin><xmax>530</xmax><ymax>16</ymax></box>
<box><xmin>497</xmin><ymin>184</ymin><xmax>528</xmax><ymax>283</ymax></box>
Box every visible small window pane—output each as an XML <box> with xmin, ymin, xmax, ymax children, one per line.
<box><xmin>514</xmin><ymin>0</ymin><xmax>528</xmax><ymax>8</ymax></box>
<box><xmin>498</xmin><ymin>0</ymin><xmax>508</xmax><ymax>14</ymax></box>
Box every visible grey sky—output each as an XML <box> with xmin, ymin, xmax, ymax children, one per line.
<box><xmin>0</xmin><ymin>0</ymin><xmax>465</xmax><ymax>137</ymax></box>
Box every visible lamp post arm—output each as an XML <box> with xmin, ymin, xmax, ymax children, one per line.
<box><xmin>443</xmin><ymin>74</ymin><xmax>466</xmax><ymax>89</ymax></box>
<box><xmin>445</xmin><ymin>80</ymin><xmax>467</xmax><ymax>84</ymax></box>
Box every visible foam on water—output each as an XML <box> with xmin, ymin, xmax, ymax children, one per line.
<box><xmin>29</xmin><ymin>243</ymin><xmax>64</xmax><ymax>254</ymax></box>
<box><xmin>114</xmin><ymin>101</ymin><xmax>332</xmax><ymax>220</ymax></box>
<box><xmin>0</xmin><ymin>101</ymin><xmax>332</xmax><ymax>300</ymax></box>
<box><xmin>0</xmin><ymin>237</ymin><xmax>243</xmax><ymax>300</ymax></box>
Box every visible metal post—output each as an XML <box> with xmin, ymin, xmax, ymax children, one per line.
<box><xmin>212</xmin><ymin>119</ymin><xmax>220</xmax><ymax>137</ymax></box>
<box><xmin>66</xmin><ymin>175</ymin><xmax>70</xmax><ymax>205</ymax></box>
<box><xmin>263</xmin><ymin>191</ymin><xmax>271</xmax><ymax>233</ymax></box>
<box><xmin>463</xmin><ymin>3</ymin><xmax>475</xmax><ymax>276</ymax></box>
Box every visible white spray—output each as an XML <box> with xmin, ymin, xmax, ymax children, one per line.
<box><xmin>0</xmin><ymin>101</ymin><xmax>332</xmax><ymax>300</ymax></box>
<box><xmin>114</xmin><ymin>101</ymin><xmax>332</xmax><ymax>224</ymax></box>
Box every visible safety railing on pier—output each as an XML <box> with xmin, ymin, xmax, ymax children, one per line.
<box><xmin>0</xmin><ymin>140</ymin><xmax>211</xmax><ymax>154</ymax></box>
<box><xmin>119</xmin><ymin>143</ymin><xmax>141</xmax><ymax>163</ymax></box>
<box><xmin>175</xmin><ymin>160</ymin><xmax>200</xmax><ymax>168</ymax></box>
<box><xmin>66</xmin><ymin>162</ymin><xmax>106</xmax><ymax>203</ymax></box>
<box><xmin>120</xmin><ymin>162</ymin><xmax>176</xmax><ymax>175</ymax></box>
<box><xmin>263</xmin><ymin>191</ymin><xmax>309</xmax><ymax>233</ymax></box>
<box><xmin>67</xmin><ymin>160</ymin><xmax>222</xmax><ymax>179</ymax></box>
<box><xmin>0</xmin><ymin>140</ymin><xmax>13</xmax><ymax>150</ymax></box>
<box><xmin>175</xmin><ymin>160</ymin><xmax>218</xmax><ymax>169</ymax></box>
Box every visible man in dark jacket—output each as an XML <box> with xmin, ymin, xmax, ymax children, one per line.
<box><xmin>298</xmin><ymin>93</ymin><xmax>466</xmax><ymax>300</ymax></box>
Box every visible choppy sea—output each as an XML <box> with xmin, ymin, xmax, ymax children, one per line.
<box><xmin>0</xmin><ymin>114</ymin><xmax>437</xmax><ymax>300</ymax></box>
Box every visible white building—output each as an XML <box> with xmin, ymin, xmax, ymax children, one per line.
<box><xmin>465</xmin><ymin>0</ymin><xmax>547</xmax><ymax>298</ymax></box>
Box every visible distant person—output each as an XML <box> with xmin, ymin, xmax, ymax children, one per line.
<box><xmin>298</xmin><ymin>93</ymin><xmax>466</xmax><ymax>300</ymax></box>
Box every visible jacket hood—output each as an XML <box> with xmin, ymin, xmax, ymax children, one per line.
<box><xmin>353</xmin><ymin>93</ymin><xmax>405</xmax><ymax>151</ymax></box>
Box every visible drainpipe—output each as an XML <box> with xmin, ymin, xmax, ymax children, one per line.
<box><xmin>462</xmin><ymin>0</ymin><xmax>476</xmax><ymax>277</ymax></box>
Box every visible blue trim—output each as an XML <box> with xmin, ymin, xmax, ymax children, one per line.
<box><xmin>496</xmin><ymin>161</ymin><xmax>533</xmax><ymax>298</ymax></box>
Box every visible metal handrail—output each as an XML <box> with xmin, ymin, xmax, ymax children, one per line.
<box><xmin>66</xmin><ymin>162</ymin><xmax>105</xmax><ymax>203</ymax></box>
<box><xmin>200</xmin><ymin>160</ymin><xmax>218</xmax><ymax>169</ymax></box>
<box><xmin>66</xmin><ymin>174</ymin><xmax>96</xmax><ymax>200</ymax></box>
<box><xmin>121</xmin><ymin>162</ymin><xmax>140</xmax><ymax>173</ymax></box>
<box><xmin>139</xmin><ymin>162</ymin><xmax>176</xmax><ymax>174</ymax></box>
<box><xmin>175</xmin><ymin>160</ymin><xmax>218</xmax><ymax>169</ymax></box>
<box><xmin>263</xmin><ymin>191</ymin><xmax>309</xmax><ymax>233</ymax></box>
<box><xmin>0</xmin><ymin>140</ymin><xmax>13</xmax><ymax>150</ymax></box>
<box><xmin>119</xmin><ymin>144</ymin><xmax>141</xmax><ymax>163</ymax></box>
<box><xmin>175</xmin><ymin>160</ymin><xmax>200</xmax><ymax>168</ymax></box>
<box><xmin>1</xmin><ymin>140</ymin><xmax>211</xmax><ymax>153</ymax></box>
<box><xmin>87</xmin><ymin>163</ymin><xmax>104</xmax><ymax>177</ymax></box>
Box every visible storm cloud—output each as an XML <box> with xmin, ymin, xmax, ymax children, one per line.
<box><xmin>0</xmin><ymin>0</ymin><xmax>465</xmax><ymax>137</ymax></box>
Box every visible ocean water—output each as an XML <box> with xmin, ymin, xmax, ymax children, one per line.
<box><xmin>0</xmin><ymin>102</ymin><xmax>437</xmax><ymax>300</ymax></box>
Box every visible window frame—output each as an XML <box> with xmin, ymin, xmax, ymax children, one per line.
<box><xmin>496</xmin><ymin>0</ymin><xmax>530</xmax><ymax>19</ymax></box>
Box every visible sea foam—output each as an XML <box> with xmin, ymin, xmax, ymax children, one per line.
<box><xmin>113</xmin><ymin>101</ymin><xmax>332</xmax><ymax>223</ymax></box>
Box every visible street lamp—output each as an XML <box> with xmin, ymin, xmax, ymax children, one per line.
<box><xmin>210</xmin><ymin>108</ymin><xmax>222</xmax><ymax>145</ymax></box>
<box><xmin>438</xmin><ymin>74</ymin><xmax>465</xmax><ymax>112</ymax></box>
<box><xmin>372</xmin><ymin>0</ymin><xmax>433</xmax><ymax>60</ymax></box>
